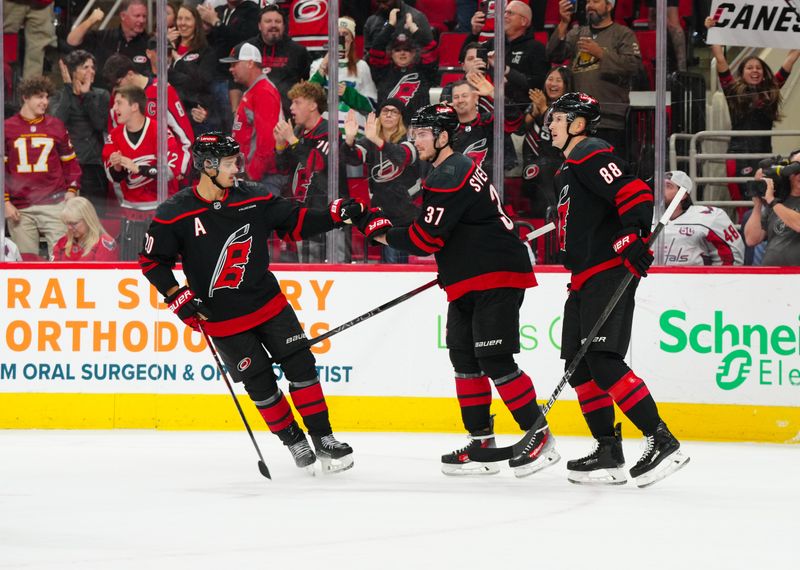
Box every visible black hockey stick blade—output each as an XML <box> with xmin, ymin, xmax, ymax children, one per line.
<box><xmin>467</xmin><ymin>415</ymin><xmax>546</xmax><ymax>463</ymax></box>
<box><xmin>258</xmin><ymin>460</ymin><xmax>272</xmax><ymax>479</ymax></box>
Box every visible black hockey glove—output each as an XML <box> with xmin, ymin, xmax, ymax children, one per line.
<box><xmin>165</xmin><ymin>286</ymin><xmax>212</xmax><ymax>331</ymax></box>
<box><xmin>329</xmin><ymin>198</ymin><xmax>367</xmax><ymax>227</ymax></box>
<box><xmin>356</xmin><ymin>207</ymin><xmax>393</xmax><ymax>241</ymax></box>
<box><xmin>612</xmin><ymin>228</ymin><xmax>653</xmax><ymax>278</ymax></box>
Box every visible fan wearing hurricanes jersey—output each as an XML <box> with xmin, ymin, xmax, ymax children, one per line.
<box><xmin>548</xmin><ymin>92</ymin><xmax>689</xmax><ymax>487</ymax></box>
<box><xmin>348</xmin><ymin>103</ymin><xmax>560</xmax><ymax>478</ymax></box>
<box><xmin>139</xmin><ymin>132</ymin><xmax>363</xmax><ymax>474</ymax></box>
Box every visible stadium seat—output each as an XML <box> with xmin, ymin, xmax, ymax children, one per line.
<box><xmin>438</xmin><ymin>32</ymin><xmax>467</xmax><ymax>70</ymax></box>
<box><xmin>440</xmin><ymin>71</ymin><xmax>463</xmax><ymax>87</ymax></box>
<box><xmin>415</xmin><ymin>0</ymin><xmax>456</xmax><ymax>34</ymax></box>
<box><xmin>533</xmin><ymin>31</ymin><xmax>548</xmax><ymax>46</ymax></box>
<box><xmin>544</xmin><ymin>0</ymin><xmax>560</xmax><ymax>29</ymax></box>
<box><xmin>354</xmin><ymin>34</ymin><xmax>364</xmax><ymax>59</ymax></box>
<box><xmin>3</xmin><ymin>33</ymin><xmax>18</xmax><ymax>64</ymax></box>
<box><xmin>635</xmin><ymin>30</ymin><xmax>656</xmax><ymax>89</ymax></box>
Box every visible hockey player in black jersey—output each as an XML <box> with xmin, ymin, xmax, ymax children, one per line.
<box><xmin>139</xmin><ymin>132</ymin><xmax>362</xmax><ymax>474</ymax></box>
<box><xmin>547</xmin><ymin>93</ymin><xmax>689</xmax><ymax>487</ymax></box>
<box><xmin>348</xmin><ymin>103</ymin><xmax>560</xmax><ymax>478</ymax></box>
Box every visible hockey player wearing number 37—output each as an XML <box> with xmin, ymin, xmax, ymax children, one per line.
<box><xmin>346</xmin><ymin>103</ymin><xmax>561</xmax><ymax>478</ymax></box>
<box><xmin>548</xmin><ymin>92</ymin><xmax>689</xmax><ymax>487</ymax></box>
<box><xmin>139</xmin><ymin>132</ymin><xmax>364</xmax><ymax>474</ymax></box>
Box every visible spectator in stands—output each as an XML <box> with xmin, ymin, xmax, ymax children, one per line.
<box><xmin>309</xmin><ymin>16</ymin><xmax>377</xmax><ymax>133</ymax></box>
<box><xmin>547</xmin><ymin>0</ymin><xmax>642</xmax><ymax>160</ymax></box>
<box><xmin>369</xmin><ymin>28</ymin><xmax>437</xmax><ymax>115</ymax></box>
<box><xmin>53</xmin><ymin>50</ymin><xmax>111</xmax><ymax>218</ymax></box>
<box><xmin>102</xmin><ymin>54</ymin><xmax>195</xmax><ymax>155</ymax></box>
<box><xmin>52</xmin><ymin>197</ymin><xmax>119</xmax><ymax>261</ymax></box>
<box><xmin>463</xmin><ymin>1</ymin><xmax>548</xmax><ymax>104</ymax></box>
<box><xmin>364</xmin><ymin>0</ymin><xmax>435</xmax><ymax>63</ymax></box>
<box><xmin>2</xmin><ymin>237</ymin><xmax>23</xmax><ymax>261</ymax></box>
<box><xmin>103</xmin><ymin>85</ymin><xmax>188</xmax><ymax>260</ymax></box>
<box><xmin>247</xmin><ymin>4</ymin><xmax>311</xmax><ymax>118</ymax></box>
<box><xmin>341</xmin><ymin>104</ymin><xmax>420</xmax><ymax>263</ymax></box>
<box><xmin>440</xmin><ymin>42</ymin><xmax>491</xmax><ymax>106</ymax></box>
<box><xmin>744</xmin><ymin>150</ymin><xmax>800</xmax><ymax>266</ymax></box>
<box><xmin>198</xmin><ymin>0</ymin><xmax>260</xmax><ymax>130</ymax></box>
<box><xmin>661</xmin><ymin>171</ymin><xmax>744</xmax><ymax>265</ymax></box>
<box><xmin>274</xmin><ymin>81</ymin><xmax>348</xmax><ymax>263</ymax></box>
<box><xmin>520</xmin><ymin>65</ymin><xmax>574</xmax><ymax>217</ymax></box>
<box><xmin>4</xmin><ymin>76</ymin><xmax>80</xmax><ymax>259</ymax></box>
<box><xmin>66</xmin><ymin>1</ymin><xmax>150</xmax><ymax>90</ymax></box>
<box><xmin>3</xmin><ymin>0</ymin><xmax>57</xmax><ymax>79</ymax></box>
<box><xmin>646</xmin><ymin>0</ymin><xmax>686</xmax><ymax>72</ymax></box>
<box><xmin>705</xmin><ymin>17</ymin><xmax>799</xmax><ymax>206</ymax></box>
<box><xmin>222</xmin><ymin>41</ymin><xmax>284</xmax><ymax>196</ymax></box>
<box><xmin>169</xmin><ymin>4</ymin><xmax>219</xmax><ymax>135</ymax></box>
<box><xmin>450</xmin><ymin>79</ymin><xmax>494</xmax><ymax>173</ymax></box>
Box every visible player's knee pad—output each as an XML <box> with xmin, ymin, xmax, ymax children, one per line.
<box><xmin>477</xmin><ymin>353</ymin><xmax>518</xmax><ymax>381</ymax></box>
<box><xmin>241</xmin><ymin>368</ymin><xmax>280</xmax><ymax>402</ymax></box>
<box><xmin>583</xmin><ymin>351</ymin><xmax>630</xmax><ymax>391</ymax></box>
<box><xmin>567</xmin><ymin>358</ymin><xmax>593</xmax><ymax>389</ymax></box>
<box><xmin>278</xmin><ymin>347</ymin><xmax>319</xmax><ymax>386</ymax></box>
<box><xmin>449</xmin><ymin>348</ymin><xmax>481</xmax><ymax>375</ymax></box>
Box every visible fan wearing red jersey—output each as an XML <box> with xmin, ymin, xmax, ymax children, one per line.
<box><xmin>4</xmin><ymin>76</ymin><xmax>81</xmax><ymax>258</ymax></box>
<box><xmin>548</xmin><ymin>92</ymin><xmax>689</xmax><ymax>487</ymax></box>
<box><xmin>102</xmin><ymin>85</ymin><xmax>189</xmax><ymax>260</ymax></box>
<box><xmin>350</xmin><ymin>103</ymin><xmax>559</xmax><ymax>479</ymax></box>
<box><xmin>139</xmin><ymin>132</ymin><xmax>364</xmax><ymax>474</ymax></box>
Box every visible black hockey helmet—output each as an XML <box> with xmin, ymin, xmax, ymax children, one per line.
<box><xmin>409</xmin><ymin>103</ymin><xmax>460</xmax><ymax>142</ymax></box>
<box><xmin>546</xmin><ymin>92</ymin><xmax>601</xmax><ymax>134</ymax></box>
<box><xmin>191</xmin><ymin>131</ymin><xmax>241</xmax><ymax>170</ymax></box>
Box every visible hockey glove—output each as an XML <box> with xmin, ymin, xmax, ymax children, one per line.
<box><xmin>165</xmin><ymin>286</ymin><xmax>212</xmax><ymax>331</ymax></box>
<box><xmin>357</xmin><ymin>207</ymin><xmax>393</xmax><ymax>241</ymax></box>
<box><xmin>612</xmin><ymin>228</ymin><xmax>653</xmax><ymax>278</ymax></box>
<box><xmin>329</xmin><ymin>198</ymin><xmax>367</xmax><ymax>227</ymax></box>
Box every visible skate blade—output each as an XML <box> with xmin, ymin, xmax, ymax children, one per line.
<box><xmin>441</xmin><ymin>462</ymin><xmax>501</xmax><ymax>476</ymax></box>
<box><xmin>318</xmin><ymin>454</ymin><xmax>354</xmax><ymax>475</ymax></box>
<box><xmin>635</xmin><ymin>451</ymin><xmax>690</xmax><ymax>488</ymax></box>
<box><xmin>568</xmin><ymin>467</ymin><xmax>627</xmax><ymax>486</ymax></box>
<box><xmin>512</xmin><ymin>449</ymin><xmax>561</xmax><ymax>479</ymax></box>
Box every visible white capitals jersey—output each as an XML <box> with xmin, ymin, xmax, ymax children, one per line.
<box><xmin>662</xmin><ymin>205</ymin><xmax>745</xmax><ymax>266</ymax></box>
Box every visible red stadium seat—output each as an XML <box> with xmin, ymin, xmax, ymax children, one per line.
<box><xmin>3</xmin><ymin>33</ymin><xmax>19</xmax><ymax>63</ymax></box>
<box><xmin>544</xmin><ymin>0</ymin><xmax>560</xmax><ymax>29</ymax></box>
<box><xmin>415</xmin><ymin>0</ymin><xmax>456</xmax><ymax>34</ymax></box>
<box><xmin>533</xmin><ymin>31</ymin><xmax>548</xmax><ymax>46</ymax></box>
<box><xmin>354</xmin><ymin>34</ymin><xmax>364</xmax><ymax>59</ymax></box>
<box><xmin>440</xmin><ymin>71</ymin><xmax>463</xmax><ymax>87</ymax></box>
<box><xmin>438</xmin><ymin>32</ymin><xmax>467</xmax><ymax>69</ymax></box>
<box><xmin>635</xmin><ymin>30</ymin><xmax>656</xmax><ymax>89</ymax></box>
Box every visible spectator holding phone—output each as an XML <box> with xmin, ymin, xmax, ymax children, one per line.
<box><xmin>364</xmin><ymin>0</ymin><xmax>435</xmax><ymax>63</ymax></box>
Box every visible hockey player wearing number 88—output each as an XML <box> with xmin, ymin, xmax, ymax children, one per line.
<box><xmin>351</xmin><ymin>103</ymin><xmax>560</xmax><ymax>478</ymax></box>
<box><xmin>139</xmin><ymin>132</ymin><xmax>364</xmax><ymax>475</ymax></box>
<box><xmin>548</xmin><ymin>92</ymin><xmax>689</xmax><ymax>487</ymax></box>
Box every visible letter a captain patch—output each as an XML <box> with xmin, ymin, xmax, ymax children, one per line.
<box><xmin>195</xmin><ymin>217</ymin><xmax>207</xmax><ymax>236</ymax></box>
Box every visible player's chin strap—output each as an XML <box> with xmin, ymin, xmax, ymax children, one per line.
<box><xmin>428</xmin><ymin>129</ymin><xmax>449</xmax><ymax>163</ymax></box>
<box><xmin>204</xmin><ymin>166</ymin><xmax>234</xmax><ymax>192</ymax></box>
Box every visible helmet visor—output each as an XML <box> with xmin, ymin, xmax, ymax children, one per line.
<box><xmin>214</xmin><ymin>152</ymin><xmax>246</xmax><ymax>174</ymax></box>
<box><xmin>407</xmin><ymin>126</ymin><xmax>436</xmax><ymax>143</ymax></box>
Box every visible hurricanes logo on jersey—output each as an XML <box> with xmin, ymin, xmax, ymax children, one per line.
<box><xmin>557</xmin><ymin>184</ymin><xmax>570</xmax><ymax>251</ymax></box>
<box><xmin>208</xmin><ymin>224</ymin><xmax>253</xmax><ymax>297</ymax></box>
<box><xmin>389</xmin><ymin>73</ymin><xmax>421</xmax><ymax>104</ymax></box>
<box><xmin>463</xmin><ymin>138</ymin><xmax>489</xmax><ymax>169</ymax></box>
<box><xmin>371</xmin><ymin>158</ymin><xmax>402</xmax><ymax>182</ymax></box>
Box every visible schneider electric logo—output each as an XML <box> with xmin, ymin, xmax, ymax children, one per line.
<box><xmin>660</xmin><ymin>310</ymin><xmax>800</xmax><ymax>390</ymax></box>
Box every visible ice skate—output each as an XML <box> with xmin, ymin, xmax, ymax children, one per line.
<box><xmin>630</xmin><ymin>421</ymin><xmax>690</xmax><ymax>488</ymax></box>
<box><xmin>311</xmin><ymin>434</ymin><xmax>354</xmax><ymax>475</ymax></box>
<box><xmin>278</xmin><ymin>422</ymin><xmax>317</xmax><ymax>473</ymax></box>
<box><xmin>441</xmin><ymin>422</ymin><xmax>500</xmax><ymax>476</ymax></box>
<box><xmin>567</xmin><ymin>423</ymin><xmax>627</xmax><ymax>485</ymax></box>
<box><xmin>508</xmin><ymin>422</ymin><xmax>560</xmax><ymax>478</ymax></box>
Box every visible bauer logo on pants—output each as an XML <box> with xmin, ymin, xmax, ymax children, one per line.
<box><xmin>237</xmin><ymin>357</ymin><xmax>252</xmax><ymax>372</ymax></box>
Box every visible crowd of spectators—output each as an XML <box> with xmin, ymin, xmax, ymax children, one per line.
<box><xmin>2</xmin><ymin>0</ymin><xmax>799</xmax><ymax>266</ymax></box>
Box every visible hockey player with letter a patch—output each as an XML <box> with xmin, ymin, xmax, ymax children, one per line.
<box><xmin>139</xmin><ymin>132</ymin><xmax>364</xmax><ymax>475</ymax></box>
<box><xmin>547</xmin><ymin>92</ymin><xmax>689</xmax><ymax>487</ymax></box>
<box><xmin>346</xmin><ymin>103</ymin><xmax>560</xmax><ymax>478</ymax></box>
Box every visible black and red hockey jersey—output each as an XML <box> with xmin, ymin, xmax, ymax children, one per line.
<box><xmin>554</xmin><ymin>137</ymin><xmax>653</xmax><ymax>290</ymax></box>
<box><xmin>139</xmin><ymin>179</ymin><xmax>337</xmax><ymax>337</ymax></box>
<box><xmin>385</xmin><ymin>152</ymin><xmax>536</xmax><ymax>301</ymax></box>
<box><xmin>453</xmin><ymin>111</ymin><xmax>494</xmax><ymax>173</ymax></box>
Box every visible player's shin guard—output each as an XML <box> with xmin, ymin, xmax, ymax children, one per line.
<box><xmin>493</xmin><ymin>370</ymin><xmax>540</xmax><ymax>430</ymax></box>
<box><xmin>254</xmin><ymin>391</ymin><xmax>316</xmax><ymax>469</ymax></box>
<box><xmin>574</xmin><ymin>379</ymin><xmax>616</xmax><ymax>439</ymax></box>
<box><xmin>607</xmin><ymin>371</ymin><xmax>660</xmax><ymax>435</ymax></box>
<box><xmin>454</xmin><ymin>373</ymin><xmax>492</xmax><ymax>433</ymax></box>
<box><xmin>288</xmin><ymin>379</ymin><xmax>331</xmax><ymax>437</ymax></box>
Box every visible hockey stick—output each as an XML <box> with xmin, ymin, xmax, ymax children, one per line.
<box><xmin>304</xmin><ymin>222</ymin><xmax>556</xmax><ymax>348</ymax></box>
<box><xmin>468</xmin><ymin>188</ymin><xmax>689</xmax><ymax>463</ymax></box>
<box><xmin>199</xmin><ymin>323</ymin><xmax>272</xmax><ymax>480</ymax></box>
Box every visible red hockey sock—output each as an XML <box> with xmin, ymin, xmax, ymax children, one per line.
<box><xmin>256</xmin><ymin>391</ymin><xmax>295</xmax><ymax>433</ymax></box>
<box><xmin>455</xmin><ymin>374</ymin><xmax>492</xmax><ymax>433</ymax></box>
<box><xmin>608</xmin><ymin>371</ymin><xmax>660</xmax><ymax>434</ymax></box>
<box><xmin>574</xmin><ymin>379</ymin><xmax>615</xmax><ymax>439</ymax></box>
<box><xmin>495</xmin><ymin>372</ymin><xmax>540</xmax><ymax>431</ymax></box>
<box><xmin>289</xmin><ymin>382</ymin><xmax>331</xmax><ymax>436</ymax></box>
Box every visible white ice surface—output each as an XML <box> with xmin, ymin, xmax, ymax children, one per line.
<box><xmin>0</xmin><ymin>430</ymin><xmax>797</xmax><ymax>570</ymax></box>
